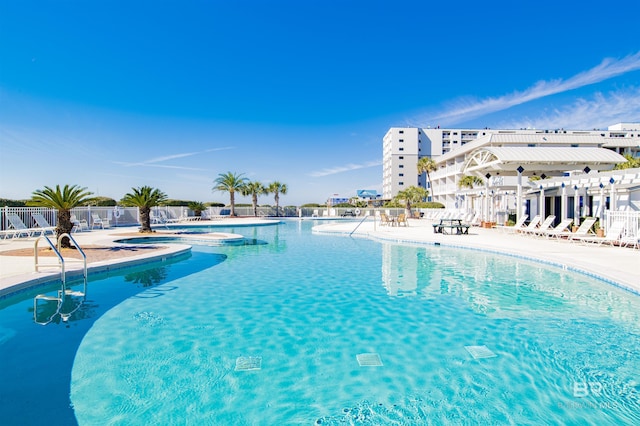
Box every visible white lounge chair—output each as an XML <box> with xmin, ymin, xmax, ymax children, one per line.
<box><xmin>495</xmin><ymin>214</ymin><xmax>528</xmax><ymax>233</ymax></box>
<box><xmin>91</xmin><ymin>214</ymin><xmax>110</xmax><ymax>229</ymax></box>
<box><xmin>526</xmin><ymin>215</ymin><xmax>556</xmax><ymax>237</ymax></box>
<box><xmin>71</xmin><ymin>214</ymin><xmax>89</xmax><ymax>232</ymax></box>
<box><xmin>31</xmin><ymin>213</ymin><xmax>56</xmax><ymax>235</ymax></box>
<box><xmin>542</xmin><ymin>219</ymin><xmax>573</xmax><ymax>239</ymax></box>
<box><xmin>572</xmin><ymin>221</ymin><xmax>626</xmax><ymax>246</ymax></box>
<box><xmin>7</xmin><ymin>214</ymin><xmax>35</xmax><ymax>238</ymax></box>
<box><xmin>517</xmin><ymin>215</ymin><xmax>541</xmax><ymax>235</ymax></box>
<box><xmin>565</xmin><ymin>218</ymin><xmax>598</xmax><ymax>242</ymax></box>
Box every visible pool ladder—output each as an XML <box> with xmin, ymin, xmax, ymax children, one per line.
<box><xmin>33</xmin><ymin>233</ymin><xmax>88</xmax><ymax>325</ymax></box>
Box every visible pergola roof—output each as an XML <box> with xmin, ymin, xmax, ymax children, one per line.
<box><xmin>462</xmin><ymin>147</ymin><xmax>626</xmax><ymax>176</ymax></box>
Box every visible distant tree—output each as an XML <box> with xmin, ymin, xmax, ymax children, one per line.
<box><xmin>458</xmin><ymin>175</ymin><xmax>484</xmax><ymax>189</ymax></box>
<box><xmin>241</xmin><ymin>181</ymin><xmax>267</xmax><ymax>217</ymax></box>
<box><xmin>0</xmin><ymin>198</ymin><xmax>27</xmax><ymax>207</ymax></box>
<box><xmin>614</xmin><ymin>153</ymin><xmax>640</xmax><ymax>170</ymax></box>
<box><xmin>394</xmin><ymin>186</ymin><xmax>429</xmax><ymax>214</ymax></box>
<box><xmin>30</xmin><ymin>184</ymin><xmax>93</xmax><ymax>248</ymax></box>
<box><xmin>267</xmin><ymin>181</ymin><xmax>288</xmax><ymax>217</ymax></box>
<box><xmin>85</xmin><ymin>196</ymin><xmax>117</xmax><ymax>206</ymax></box>
<box><xmin>417</xmin><ymin>157</ymin><xmax>437</xmax><ymax>198</ymax></box>
<box><xmin>120</xmin><ymin>186</ymin><xmax>168</xmax><ymax>233</ymax></box>
<box><xmin>188</xmin><ymin>201</ymin><xmax>205</xmax><ymax>216</ymax></box>
<box><xmin>213</xmin><ymin>172</ymin><xmax>248</xmax><ymax>216</ymax></box>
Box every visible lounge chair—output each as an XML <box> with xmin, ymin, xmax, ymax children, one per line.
<box><xmin>565</xmin><ymin>218</ymin><xmax>598</xmax><ymax>242</ymax></box>
<box><xmin>91</xmin><ymin>214</ymin><xmax>110</xmax><ymax>229</ymax></box>
<box><xmin>7</xmin><ymin>214</ymin><xmax>35</xmax><ymax>238</ymax></box>
<box><xmin>396</xmin><ymin>213</ymin><xmax>409</xmax><ymax>227</ymax></box>
<box><xmin>31</xmin><ymin>213</ymin><xmax>56</xmax><ymax>235</ymax></box>
<box><xmin>526</xmin><ymin>215</ymin><xmax>556</xmax><ymax>236</ymax></box>
<box><xmin>495</xmin><ymin>214</ymin><xmax>528</xmax><ymax>233</ymax></box>
<box><xmin>71</xmin><ymin>214</ymin><xmax>89</xmax><ymax>232</ymax></box>
<box><xmin>159</xmin><ymin>210</ymin><xmax>179</xmax><ymax>223</ymax></box>
<box><xmin>572</xmin><ymin>221</ymin><xmax>626</xmax><ymax>246</ymax></box>
<box><xmin>542</xmin><ymin>219</ymin><xmax>573</xmax><ymax>239</ymax></box>
<box><xmin>516</xmin><ymin>215</ymin><xmax>541</xmax><ymax>235</ymax></box>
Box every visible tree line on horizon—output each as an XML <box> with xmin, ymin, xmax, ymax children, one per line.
<box><xmin>7</xmin><ymin>171</ymin><xmax>289</xmax><ymax>246</ymax></box>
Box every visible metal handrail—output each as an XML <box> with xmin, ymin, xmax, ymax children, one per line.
<box><xmin>34</xmin><ymin>235</ymin><xmax>65</xmax><ymax>282</ymax></box>
<box><xmin>349</xmin><ymin>213</ymin><xmax>372</xmax><ymax>236</ymax></box>
<box><xmin>58</xmin><ymin>232</ymin><xmax>87</xmax><ymax>286</ymax></box>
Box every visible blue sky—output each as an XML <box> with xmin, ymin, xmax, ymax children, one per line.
<box><xmin>1</xmin><ymin>0</ymin><xmax>639</xmax><ymax>205</ymax></box>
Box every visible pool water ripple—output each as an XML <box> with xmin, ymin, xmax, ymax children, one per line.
<box><xmin>2</xmin><ymin>222</ymin><xmax>639</xmax><ymax>424</ymax></box>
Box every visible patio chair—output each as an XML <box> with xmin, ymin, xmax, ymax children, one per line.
<box><xmin>495</xmin><ymin>214</ymin><xmax>528</xmax><ymax>233</ymax></box>
<box><xmin>91</xmin><ymin>214</ymin><xmax>110</xmax><ymax>229</ymax></box>
<box><xmin>516</xmin><ymin>215</ymin><xmax>541</xmax><ymax>235</ymax></box>
<box><xmin>71</xmin><ymin>214</ymin><xmax>89</xmax><ymax>232</ymax></box>
<box><xmin>7</xmin><ymin>214</ymin><xmax>36</xmax><ymax>238</ymax></box>
<box><xmin>565</xmin><ymin>218</ymin><xmax>598</xmax><ymax>242</ymax></box>
<box><xmin>31</xmin><ymin>213</ymin><xmax>56</xmax><ymax>235</ymax></box>
<box><xmin>397</xmin><ymin>213</ymin><xmax>409</xmax><ymax>227</ymax></box>
<box><xmin>159</xmin><ymin>210</ymin><xmax>179</xmax><ymax>223</ymax></box>
<box><xmin>542</xmin><ymin>219</ymin><xmax>573</xmax><ymax>239</ymax></box>
<box><xmin>572</xmin><ymin>221</ymin><xmax>626</xmax><ymax>246</ymax></box>
<box><xmin>379</xmin><ymin>213</ymin><xmax>395</xmax><ymax>226</ymax></box>
<box><xmin>526</xmin><ymin>215</ymin><xmax>556</xmax><ymax>236</ymax></box>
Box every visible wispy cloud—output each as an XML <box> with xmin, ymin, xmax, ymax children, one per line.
<box><xmin>309</xmin><ymin>160</ymin><xmax>382</xmax><ymax>177</ymax></box>
<box><xmin>498</xmin><ymin>87</ymin><xmax>640</xmax><ymax>130</ymax></box>
<box><xmin>115</xmin><ymin>147</ymin><xmax>234</xmax><ymax>169</ymax></box>
<box><xmin>414</xmin><ymin>51</ymin><xmax>640</xmax><ymax>126</ymax></box>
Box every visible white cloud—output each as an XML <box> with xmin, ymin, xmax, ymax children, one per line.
<box><xmin>309</xmin><ymin>160</ymin><xmax>382</xmax><ymax>177</ymax></box>
<box><xmin>414</xmin><ymin>51</ymin><xmax>640</xmax><ymax>126</ymax></box>
<box><xmin>498</xmin><ymin>88</ymin><xmax>640</xmax><ymax>130</ymax></box>
<box><xmin>115</xmin><ymin>147</ymin><xmax>233</xmax><ymax>169</ymax></box>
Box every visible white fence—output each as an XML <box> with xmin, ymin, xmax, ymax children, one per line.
<box><xmin>606</xmin><ymin>210</ymin><xmax>640</xmax><ymax>242</ymax></box>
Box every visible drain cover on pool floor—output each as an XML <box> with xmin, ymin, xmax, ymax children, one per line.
<box><xmin>465</xmin><ymin>345</ymin><xmax>497</xmax><ymax>359</ymax></box>
<box><xmin>235</xmin><ymin>356</ymin><xmax>262</xmax><ymax>371</ymax></box>
<box><xmin>356</xmin><ymin>353</ymin><xmax>383</xmax><ymax>367</ymax></box>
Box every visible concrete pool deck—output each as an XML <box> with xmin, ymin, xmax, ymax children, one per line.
<box><xmin>0</xmin><ymin>217</ymin><xmax>638</xmax><ymax>297</ymax></box>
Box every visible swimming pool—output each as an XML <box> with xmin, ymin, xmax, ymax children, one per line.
<box><xmin>1</xmin><ymin>221</ymin><xmax>639</xmax><ymax>425</ymax></box>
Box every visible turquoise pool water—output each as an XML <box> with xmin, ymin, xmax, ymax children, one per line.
<box><xmin>1</xmin><ymin>221</ymin><xmax>639</xmax><ymax>425</ymax></box>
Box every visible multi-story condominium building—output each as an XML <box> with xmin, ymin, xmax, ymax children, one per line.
<box><xmin>383</xmin><ymin>124</ymin><xmax>640</xmax><ymax>210</ymax></box>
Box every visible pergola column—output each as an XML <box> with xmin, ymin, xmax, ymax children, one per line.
<box><xmin>560</xmin><ymin>183</ymin><xmax>567</xmax><ymax>221</ymax></box>
<box><xmin>516</xmin><ymin>166</ymin><xmax>524</xmax><ymax>222</ymax></box>
<box><xmin>573</xmin><ymin>185</ymin><xmax>581</xmax><ymax>226</ymax></box>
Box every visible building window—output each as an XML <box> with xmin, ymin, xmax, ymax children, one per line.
<box><xmin>399</xmin><ymin>165</ymin><xmax>404</xmax><ymax>168</ymax></box>
<box><xmin>399</xmin><ymin>156</ymin><xmax>404</xmax><ymax>159</ymax></box>
<box><xmin>399</xmin><ymin>139</ymin><xmax>404</xmax><ymax>142</ymax></box>
<box><xmin>399</xmin><ymin>182</ymin><xmax>404</xmax><ymax>186</ymax></box>
<box><xmin>399</xmin><ymin>173</ymin><xmax>404</xmax><ymax>177</ymax></box>
<box><xmin>399</xmin><ymin>147</ymin><xmax>404</xmax><ymax>151</ymax></box>
<box><xmin>399</xmin><ymin>130</ymin><xmax>404</xmax><ymax>134</ymax></box>
<box><xmin>528</xmin><ymin>144</ymin><xmax>536</xmax><ymax>147</ymax></box>
<box><xmin>571</xmin><ymin>144</ymin><xmax>578</xmax><ymax>147</ymax></box>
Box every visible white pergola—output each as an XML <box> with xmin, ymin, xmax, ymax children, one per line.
<box><xmin>461</xmin><ymin>147</ymin><xmax>627</xmax><ymax>222</ymax></box>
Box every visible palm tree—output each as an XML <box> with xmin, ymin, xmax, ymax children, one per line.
<box><xmin>417</xmin><ymin>157</ymin><xmax>437</xmax><ymax>199</ymax></box>
<box><xmin>394</xmin><ymin>186</ymin><xmax>429</xmax><ymax>215</ymax></box>
<box><xmin>30</xmin><ymin>184</ymin><xmax>93</xmax><ymax>248</ymax></box>
<box><xmin>457</xmin><ymin>175</ymin><xmax>484</xmax><ymax>189</ymax></box>
<box><xmin>267</xmin><ymin>181</ymin><xmax>288</xmax><ymax>217</ymax></box>
<box><xmin>614</xmin><ymin>153</ymin><xmax>640</xmax><ymax>170</ymax></box>
<box><xmin>241</xmin><ymin>181</ymin><xmax>266</xmax><ymax>217</ymax></box>
<box><xmin>213</xmin><ymin>172</ymin><xmax>248</xmax><ymax>217</ymax></box>
<box><xmin>120</xmin><ymin>186</ymin><xmax>168</xmax><ymax>233</ymax></box>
